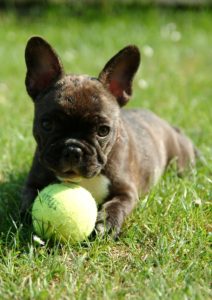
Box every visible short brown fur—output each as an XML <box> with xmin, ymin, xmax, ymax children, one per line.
<box><xmin>21</xmin><ymin>37</ymin><xmax>196</xmax><ymax>237</ymax></box>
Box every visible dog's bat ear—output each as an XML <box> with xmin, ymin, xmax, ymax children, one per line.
<box><xmin>98</xmin><ymin>45</ymin><xmax>140</xmax><ymax>106</ymax></box>
<box><xmin>25</xmin><ymin>36</ymin><xmax>64</xmax><ymax>99</ymax></box>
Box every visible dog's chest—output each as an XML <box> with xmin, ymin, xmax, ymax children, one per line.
<box><xmin>78</xmin><ymin>175</ymin><xmax>110</xmax><ymax>205</ymax></box>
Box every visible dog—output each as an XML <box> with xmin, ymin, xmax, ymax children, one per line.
<box><xmin>21</xmin><ymin>36</ymin><xmax>196</xmax><ymax>237</ymax></box>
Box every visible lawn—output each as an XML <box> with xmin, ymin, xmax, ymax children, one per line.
<box><xmin>0</xmin><ymin>5</ymin><xmax>211</xmax><ymax>300</ymax></box>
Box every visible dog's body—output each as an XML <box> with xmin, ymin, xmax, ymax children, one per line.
<box><xmin>21</xmin><ymin>37</ymin><xmax>195</xmax><ymax>236</ymax></box>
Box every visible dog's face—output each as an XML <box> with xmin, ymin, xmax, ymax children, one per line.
<box><xmin>25</xmin><ymin>37</ymin><xmax>140</xmax><ymax>180</ymax></box>
<box><xmin>32</xmin><ymin>75</ymin><xmax>120</xmax><ymax>180</ymax></box>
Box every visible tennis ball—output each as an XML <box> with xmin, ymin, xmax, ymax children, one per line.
<box><xmin>32</xmin><ymin>183</ymin><xmax>97</xmax><ymax>244</ymax></box>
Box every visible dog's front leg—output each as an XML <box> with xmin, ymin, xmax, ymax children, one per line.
<box><xmin>96</xmin><ymin>188</ymin><xmax>138</xmax><ymax>238</ymax></box>
<box><xmin>21</xmin><ymin>148</ymin><xmax>56</xmax><ymax>221</ymax></box>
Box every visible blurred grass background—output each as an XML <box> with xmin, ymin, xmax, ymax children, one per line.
<box><xmin>0</xmin><ymin>2</ymin><xmax>211</xmax><ymax>299</ymax></box>
<box><xmin>0</xmin><ymin>0</ymin><xmax>211</xmax><ymax>7</ymax></box>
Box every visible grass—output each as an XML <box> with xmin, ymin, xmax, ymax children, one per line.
<box><xmin>0</xmin><ymin>6</ymin><xmax>211</xmax><ymax>300</ymax></box>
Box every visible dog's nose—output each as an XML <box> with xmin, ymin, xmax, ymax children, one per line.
<box><xmin>63</xmin><ymin>146</ymin><xmax>82</xmax><ymax>163</ymax></box>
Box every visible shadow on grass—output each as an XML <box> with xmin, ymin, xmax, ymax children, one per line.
<box><xmin>0</xmin><ymin>172</ymin><xmax>34</xmax><ymax>248</ymax></box>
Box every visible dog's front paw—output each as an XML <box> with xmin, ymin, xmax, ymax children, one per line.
<box><xmin>95</xmin><ymin>209</ymin><xmax>122</xmax><ymax>239</ymax></box>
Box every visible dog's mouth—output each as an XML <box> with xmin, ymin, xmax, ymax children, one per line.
<box><xmin>56</xmin><ymin>164</ymin><xmax>102</xmax><ymax>182</ymax></box>
<box><xmin>57</xmin><ymin>170</ymin><xmax>82</xmax><ymax>183</ymax></box>
<box><xmin>59</xmin><ymin>167</ymin><xmax>81</xmax><ymax>178</ymax></box>
<box><xmin>62</xmin><ymin>170</ymin><xmax>78</xmax><ymax>177</ymax></box>
<box><xmin>40</xmin><ymin>136</ymin><xmax>108</xmax><ymax>181</ymax></box>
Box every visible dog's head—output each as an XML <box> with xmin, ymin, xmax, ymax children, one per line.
<box><xmin>25</xmin><ymin>37</ymin><xmax>140</xmax><ymax>181</ymax></box>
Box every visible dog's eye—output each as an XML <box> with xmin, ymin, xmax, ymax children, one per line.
<box><xmin>97</xmin><ymin>125</ymin><xmax>110</xmax><ymax>137</ymax></box>
<box><xmin>41</xmin><ymin>119</ymin><xmax>53</xmax><ymax>132</ymax></box>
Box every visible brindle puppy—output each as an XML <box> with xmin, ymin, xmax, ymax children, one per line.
<box><xmin>21</xmin><ymin>37</ymin><xmax>196</xmax><ymax>236</ymax></box>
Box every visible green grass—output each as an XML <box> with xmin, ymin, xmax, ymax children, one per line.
<box><xmin>0</xmin><ymin>6</ymin><xmax>211</xmax><ymax>300</ymax></box>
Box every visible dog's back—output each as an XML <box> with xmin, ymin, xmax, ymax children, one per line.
<box><xmin>121</xmin><ymin>108</ymin><xmax>196</xmax><ymax>193</ymax></box>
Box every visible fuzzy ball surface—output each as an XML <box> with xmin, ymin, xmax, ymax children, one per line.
<box><xmin>32</xmin><ymin>183</ymin><xmax>97</xmax><ymax>243</ymax></box>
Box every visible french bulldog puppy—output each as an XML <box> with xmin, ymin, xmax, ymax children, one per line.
<box><xmin>21</xmin><ymin>37</ymin><xmax>196</xmax><ymax>236</ymax></box>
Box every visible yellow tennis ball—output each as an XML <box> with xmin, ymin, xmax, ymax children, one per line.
<box><xmin>32</xmin><ymin>183</ymin><xmax>97</xmax><ymax>244</ymax></box>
